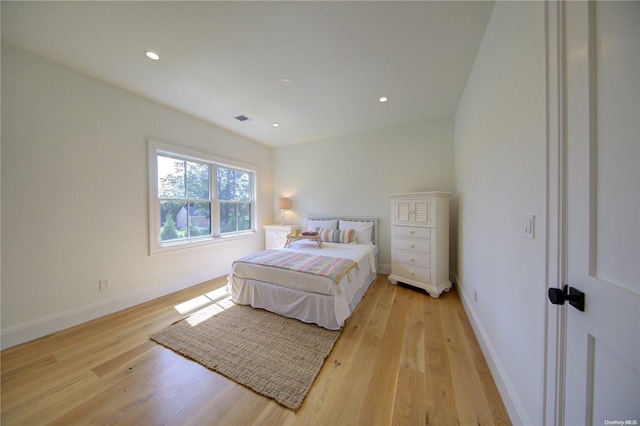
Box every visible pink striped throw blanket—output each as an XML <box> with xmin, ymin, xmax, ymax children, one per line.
<box><xmin>234</xmin><ymin>250</ymin><xmax>358</xmax><ymax>284</ymax></box>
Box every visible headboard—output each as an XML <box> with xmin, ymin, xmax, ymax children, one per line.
<box><xmin>307</xmin><ymin>216</ymin><xmax>379</xmax><ymax>246</ymax></box>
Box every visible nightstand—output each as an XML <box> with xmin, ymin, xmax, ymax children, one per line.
<box><xmin>263</xmin><ymin>225</ymin><xmax>301</xmax><ymax>249</ymax></box>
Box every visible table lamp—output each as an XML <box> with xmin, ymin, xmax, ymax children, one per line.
<box><xmin>277</xmin><ymin>198</ymin><xmax>292</xmax><ymax>225</ymax></box>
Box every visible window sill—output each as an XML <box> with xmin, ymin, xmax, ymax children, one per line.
<box><xmin>150</xmin><ymin>231</ymin><xmax>259</xmax><ymax>255</ymax></box>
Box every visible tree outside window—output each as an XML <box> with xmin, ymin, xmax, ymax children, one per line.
<box><xmin>218</xmin><ymin>168</ymin><xmax>252</xmax><ymax>234</ymax></box>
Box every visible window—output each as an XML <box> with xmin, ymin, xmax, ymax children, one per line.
<box><xmin>149</xmin><ymin>140</ymin><xmax>257</xmax><ymax>253</ymax></box>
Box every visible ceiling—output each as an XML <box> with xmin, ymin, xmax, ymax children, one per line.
<box><xmin>1</xmin><ymin>1</ymin><xmax>494</xmax><ymax>147</ymax></box>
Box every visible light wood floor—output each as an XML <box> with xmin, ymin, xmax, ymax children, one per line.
<box><xmin>1</xmin><ymin>275</ymin><xmax>511</xmax><ymax>425</ymax></box>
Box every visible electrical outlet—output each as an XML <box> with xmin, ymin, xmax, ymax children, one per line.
<box><xmin>474</xmin><ymin>290</ymin><xmax>478</xmax><ymax>303</ymax></box>
<box><xmin>99</xmin><ymin>279</ymin><xmax>110</xmax><ymax>291</ymax></box>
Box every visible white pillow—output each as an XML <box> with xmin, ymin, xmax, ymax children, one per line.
<box><xmin>307</xmin><ymin>219</ymin><xmax>338</xmax><ymax>232</ymax></box>
<box><xmin>339</xmin><ymin>220</ymin><xmax>374</xmax><ymax>244</ymax></box>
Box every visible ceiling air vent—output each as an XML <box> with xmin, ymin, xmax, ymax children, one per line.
<box><xmin>234</xmin><ymin>115</ymin><xmax>251</xmax><ymax>122</ymax></box>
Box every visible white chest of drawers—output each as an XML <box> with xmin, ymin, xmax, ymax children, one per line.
<box><xmin>388</xmin><ymin>192</ymin><xmax>452</xmax><ymax>298</ymax></box>
<box><xmin>263</xmin><ymin>225</ymin><xmax>301</xmax><ymax>249</ymax></box>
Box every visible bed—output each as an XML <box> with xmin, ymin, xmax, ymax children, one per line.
<box><xmin>227</xmin><ymin>217</ymin><xmax>378</xmax><ymax>330</ymax></box>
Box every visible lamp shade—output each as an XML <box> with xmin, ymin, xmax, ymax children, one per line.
<box><xmin>276</xmin><ymin>198</ymin><xmax>292</xmax><ymax>210</ymax></box>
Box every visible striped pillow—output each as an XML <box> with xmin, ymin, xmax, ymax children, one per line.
<box><xmin>315</xmin><ymin>227</ymin><xmax>357</xmax><ymax>244</ymax></box>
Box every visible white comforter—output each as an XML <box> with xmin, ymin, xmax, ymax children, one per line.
<box><xmin>227</xmin><ymin>240</ymin><xmax>378</xmax><ymax>329</ymax></box>
<box><xmin>231</xmin><ymin>240</ymin><xmax>376</xmax><ymax>295</ymax></box>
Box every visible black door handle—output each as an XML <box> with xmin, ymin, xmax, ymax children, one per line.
<box><xmin>548</xmin><ymin>285</ymin><xmax>585</xmax><ymax>311</ymax></box>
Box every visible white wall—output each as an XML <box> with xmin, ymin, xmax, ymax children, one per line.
<box><xmin>454</xmin><ymin>3</ymin><xmax>547</xmax><ymax>425</ymax></box>
<box><xmin>1</xmin><ymin>44</ymin><xmax>273</xmax><ymax>348</ymax></box>
<box><xmin>1</xmin><ymin>43</ymin><xmax>455</xmax><ymax>349</ymax></box>
<box><xmin>272</xmin><ymin>119</ymin><xmax>455</xmax><ymax>272</ymax></box>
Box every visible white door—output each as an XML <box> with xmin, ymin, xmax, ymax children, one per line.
<box><xmin>558</xmin><ymin>2</ymin><xmax>640</xmax><ymax>425</ymax></box>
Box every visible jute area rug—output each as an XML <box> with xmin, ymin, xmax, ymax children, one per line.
<box><xmin>150</xmin><ymin>302</ymin><xmax>341</xmax><ymax>412</ymax></box>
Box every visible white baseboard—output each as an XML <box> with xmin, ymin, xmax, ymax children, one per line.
<box><xmin>0</xmin><ymin>276</ymin><xmax>218</xmax><ymax>350</ymax></box>
<box><xmin>378</xmin><ymin>263</ymin><xmax>391</xmax><ymax>275</ymax></box>
<box><xmin>453</xmin><ymin>273</ymin><xmax>531</xmax><ymax>426</ymax></box>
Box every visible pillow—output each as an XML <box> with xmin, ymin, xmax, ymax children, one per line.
<box><xmin>316</xmin><ymin>227</ymin><xmax>357</xmax><ymax>244</ymax></box>
<box><xmin>307</xmin><ymin>219</ymin><xmax>338</xmax><ymax>232</ymax></box>
<box><xmin>339</xmin><ymin>220</ymin><xmax>374</xmax><ymax>244</ymax></box>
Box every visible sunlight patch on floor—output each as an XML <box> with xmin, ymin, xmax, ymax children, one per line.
<box><xmin>205</xmin><ymin>287</ymin><xmax>231</xmax><ymax>303</ymax></box>
<box><xmin>174</xmin><ymin>295</ymin><xmax>212</xmax><ymax>315</ymax></box>
<box><xmin>174</xmin><ymin>286</ymin><xmax>232</xmax><ymax>315</ymax></box>
<box><xmin>185</xmin><ymin>296</ymin><xmax>236</xmax><ymax>326</ymax></box>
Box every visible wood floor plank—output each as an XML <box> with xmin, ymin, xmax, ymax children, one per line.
<box><xmin>0</xmin><ymin>370</ymin><xmax>101</xmax><ymax>425</ymax></box>
<box><xmin>440</xmin><ymin>290</ymin><xmax>497</xmax><ymax>425</ymax></box>
<box><xmin>356</xmin><ymin>285</ymin><xmax>409</xmax><ymax>424</ymax></box>
<box><xmin>423</xmin><ymin>288</ymin><xmax>461</xmax><ymax>425</ymax></box>
<box><xmin>400</xmin><ymin>287</ymin><xmax>426</xmax><ymax>372</ymax></box>
<box><xmin>0</xmin><ymin>275</ymin><xmax>512</xmax><ymax>425</ymax></box>
<box><xmin>251</xmin><ymin>401</ymin><xmax>298</xmax><ymax>426</ymax></box>
<box><xmin>163</xmin><ymin>377</ymin><xmax>245</xmax><ymax>426</ymax></box>
<box><xmin>91</xmin><ymin>341</ymin><xmax>157</xmax><ymax>378</ymax></box>
<box><xmin>295</xmin><ymin>277</ymin><xmax>393</xmax><ymax>424</ymax></box>
<box><xmin>205</xmin><ymin>385</ymin><xmax>273</xmax><ymax>426</ymax></box>
<box><xmin>450</xmin><ymin>292</ymin><xmax>512</xmax><ymax>425</ymax></box>
<box><xmin>392</xmin><ymin>366</ymin><xmax>426</xmax><ymax>425</ymax></box>
<box><xmin>367</xmin><ymin>279</ymin><xmax>398</xmax><ymax>338</ymax></box>
<box><xmin>45</xmin><ymin>346</ymin><xmax>179</xmax><ymax>425</ymax></box>
<box><xmin>0</xmin><ymin>354</ymin><xmax>58</xmax><ymax>386</ymax></box>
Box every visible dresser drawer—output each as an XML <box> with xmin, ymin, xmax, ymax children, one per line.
<box><xmin>266</xmin><ymin>230</ymin><xmax>290</xmax><ymax>240</ymax></box>
<box><xmin>394</xmin><ymin>249</ymin><xmax>431</xmax><ymax>268</ymax></box>
<box><xmin>393</xmin><ymin>226</ymin><xmax>431</xmax><ymax>239</ymax></box>
<box><xmin>394</xmin><ymin>238</ymin><xmax>430</xmax><ymax>253</ymax></box>
<box><xmin>391</xmin><ymin>261</ymin><xmax>431</xmax><ymax>284</ymax></box>
<box><xmin>266</xmin><ymin>239</ymin><xmax>285</xmax><ymax>249</ymax></box>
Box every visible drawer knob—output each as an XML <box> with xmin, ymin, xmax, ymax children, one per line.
<box><xmin>410</xmin><ymin>244</ymin><xmax>415</xmax><ymax>248</ymax></box>
<box><xmin>410</xmin><ymin>230</ymin><xmax>415</xmax><ymax>234</ymax></box>
<box><xmin>409</xmin><ymin>271</ymin><xmax>414</xmax><ymax>276</ymax></box>
<box><xmin>410</xmin><ymin>258</ymin><xmax>415</xmax><ymax>262</ymax></box>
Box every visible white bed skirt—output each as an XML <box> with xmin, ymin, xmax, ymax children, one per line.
<box><xmin>228</xmin><ymin>271</ymin><xmax>377</xmax><ymax>330</ymax></box>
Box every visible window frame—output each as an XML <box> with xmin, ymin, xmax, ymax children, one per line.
<box><xmin>148</xmin><ymin>139</ymin><xmax>258</xmax><ymax>254</ymax></box>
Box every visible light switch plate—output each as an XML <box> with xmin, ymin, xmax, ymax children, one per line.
<box><xmin>523</xmin><ymin>214</ymin><xmax>535</xmax><ymax>239</ymax></box>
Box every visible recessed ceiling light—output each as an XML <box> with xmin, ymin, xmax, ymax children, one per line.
<box><xmin>379</xmin><ymin>96</ymin><xmax>389</xmax><ymax>103</ymax></box>
<box><xmin>272</xmin><ymin>123</ymin><xmax>280</xmax><ymax>128</ymax></box>
<box><xmin>145</xmin><ymin>51</ymin><xmax>160</xmax><ymax>61</ymax></box>
<box><xmin>281</xmin><ymin>78</ymin><xmax>293</xmax><ymax>86</ymax></box>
